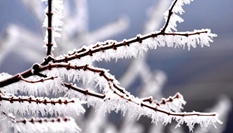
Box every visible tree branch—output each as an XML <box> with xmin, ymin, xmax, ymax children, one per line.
<box><xmin>1</xmin><ymin>111</ymin><xmax>80</xmax><ymax>133</ymax></box>
<box><xmin>0</xmin><ymin>91</ymin><xmax>75</xmax><ymax>105</ymax></box>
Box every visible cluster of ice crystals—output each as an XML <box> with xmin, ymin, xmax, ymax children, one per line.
<box><xmin>173</xmin><ymin>0</ymin><xmax>193</xmax><ymax>14</ymax></box>
<box><xmin>174</xmin><ymin>113</ymin><xmax>222</xmax><ymax>132</ymax></box>
<box><xmin>65</xmin><ymin>88</ymin><xmax>103</xmax><ymax>107</ymax></box>
<box><xmin>44</xmin><ymin>65</ymin><xmax>123</xmax><ymax>94</ymax></box>
<box><xmin>157</xmin><ymin>94</ymin><xmax>186</xmax><ymax>112</ymax></box>
<box><xmin>1</xmin><ymin>76</ymin><xmax>65</xmax><ymax>96</ymax></box>
<box><xmin>164</xmin><ymin>13</ymin><xmax>184</xmax><ymax>32</ymax></box>
<box><xmin>163</xmin><ymin>0</ymin><xmax>193</xmax><ymax>32</ymax></box>
<box><xmin>0</xmin><ymin>72</ymin><xmax>12</xmax><ymax>81</ymax></box>
<box><xmin>0</xmin><ymin>113</ymin><xmax>12</xmax><ymax>133</ymax></box>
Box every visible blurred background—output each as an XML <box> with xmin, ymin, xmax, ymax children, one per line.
<box><xmin>0</xmin><ymin>0</ymin><xmax>233</xmax><ymax>132</ymax></box>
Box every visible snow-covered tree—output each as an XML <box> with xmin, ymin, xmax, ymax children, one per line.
<box><xmin>0</xmin><ymin>0</ymin><xmax>223</xmax><ymax>132</ymax></box>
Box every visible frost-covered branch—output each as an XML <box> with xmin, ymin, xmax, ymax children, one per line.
<box><xmin>1</xmin><ymin>111</ymin><xmax>80</xmax><ymax>133</ymax></box>
<box><xmin>42</xmin><ymin>0</ymin><xmax>64</xmax><ymax>56</ymax></box>
<box><xmin>0</xmin><ymin>90</ymin><xmax>84</xmax><ymax>116</ymax></box>
<box><xmin>55</xmin><ymin>29</ymin><xmax>216</xmax><ymax>64</ymax></box>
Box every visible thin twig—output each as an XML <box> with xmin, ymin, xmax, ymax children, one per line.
<box><xmin>142</xmin><ymin>93</ymin><xmax>182</xmax><ymax>106</ymax></box>
<box><xmin>19</xmin><ymin>75</ymin><xmax>58</xmax><ymax>84</ymax></box>
<box><xmin>160</xmin><ymin>0</ymin><xmax>178</xmax><ymax>33</ymax></box>
<box><xmin>0</xmin><ymin>91</ymin><xmax>75</xmax><ymax>105</ymax></box>
<box><xmin>1</xmin><ymin>110</ymin><xmax>71</xmax><ymax>124</ymax></box>
<box><xmin>63</xmin><ymin>82</ymin><xmax>106</xmax><ymax>99</ymax></box>
<box><xmin>46</xmin><ymin>0</ymin><xmax>53</xmax><ymax>56</ymax></box>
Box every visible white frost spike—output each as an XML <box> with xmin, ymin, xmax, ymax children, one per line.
<box><xmin>51</xmin><ymin>0</ymin><xmax>64</xmax><ymax>31</ymax></box>
<box><xmin>1</xmin><ymin>76</ymin><xmax>65</xmax><ymax>96</ymax></box>
<box><xmin>65</xmin><ymin>89</ymin><xmax>104</xmax><ymax>109</ymax></box>
<box><xmin>158</xmin><ymin>93</ymin><xmax>186</xmax><ymax>112</ymax></box>
<box><xmin>43</xmin><ymin>65</ymin><xmax>123</xmax><ymax>94</ymax></box>
<box><xmin>199</xmin><ymin>29</ymin><xmax>217</xmax><ymax>47</ymax></box>
<box><xmin>174</xmin><ymin>113</ymin><xmax>222</xmax><ymax>132</ymax></box>
<box><xmin>13</xmin><ymin>117</ymin><xmax>80</xmax><ymax>133</ymax></box>
<box><xmin>163</xmin><ymin>12</ymin><xmax>184</xmax><ymax>32</ymax></box>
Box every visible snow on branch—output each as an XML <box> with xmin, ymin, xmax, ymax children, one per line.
<box><xmin>0</xmin><ymin>90</ymin><xmax>85</xmax><ymax>117</ymax></box>
<box><xmin>0</xmin><ymin>72</ymin><xmax>64</xmax><ymax>95</ymax></box>
<box><xmin>1</xmin><ymin>111</ymin><xmax>80</xmax><ymax>133</ymax></box>
<box><xmin>161</xmin><ymin>0</ymin><xmax>192</xmax><ymax>32</ymax></box>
